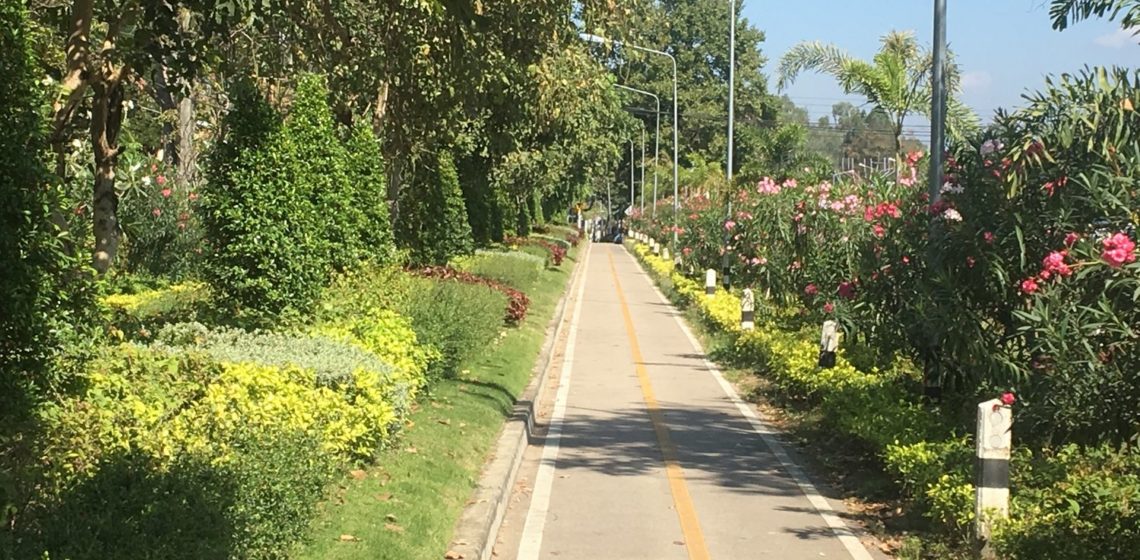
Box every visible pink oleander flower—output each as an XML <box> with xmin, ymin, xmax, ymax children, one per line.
<box><xmin>901</xmin><ymin>255</ymin><xmax>911</xmax><ymax>265</ymax></box>
<box><xmin>966</xmin><ymin>256</ymin><xmax>977</xmax><ymax>268</ymax></box>
<box><xmin>837</xmin><ymin>281</ymin><xmax>856</xmax><ymax>300</ymax></box>
<box><xmin>156</xmin><ymin>175</ymin><xmax>167</xmax><ymax>186</ymax></box>
<box><xmin>823</xmin><ymin>302</ymin><xmax>835</xmax><ymax>314</ymax></box>
<box><xmin>1000</xmin><ymin>392</ymin><xmax>1016</xmax><ymax>406</ymax></box>
<box><xmin>152</xmin><ymin>208</ymin><xmax>162</xmax><ymax>217</ymax></box>
<box><xmin>1101</xmin><ymin>233</ymin><xmax>1137</xmax><ymax>268</ymax></box>
<box><xmin>749</xmin><ymin>257</ymin><xmax>761</xmax><ymax>266</ymax></box>
<box><xmin>161</xmin><ymin>188</ymin><xmax>172</xmax><ymax>198</ymax></box>
<box><xmin>683</xmin><ymin>247</ymin><xmax>693</xmax><ymax>256</ymax></box>
<box><xmin>1020</xmin><ymin>277</ymin><xmax>1039</xmax><ymax>294</ymax></box>
<box><xmin>1064</xmin><ymin>232</ymin><xmax>1080</xmax><ymax>247</ymax></box>
<box><xmin>942</xmin><ymin>208</ymin><xmax>963</xmax><ymax>222</ymax></box>
<box><xmin>1042</xmin><ymin>251</ymin><xmax>1072</xmax><ymax>278</ymax></box>
<box><xmin>783</xmin><ymin>178</ymin><xmax>799</xmax><ymax>189</ymax></box>
<box><xmin>830</xmin><ymin>201</ymin><xmax>845</xmax><ymax>212</ymax></box>
<box><xmin>188</xmin><ymin>192</ymin><xmax>199</xmax><ymax>201</ymax></box>
<box><xmin>873</xmin><ymin>224</ymin><xmax>886</xmax><ymax>238</ymax></box>
<box><xmin>1043</xmin><ymin>176</ymin><xmax>1068</xmax><ymax>197</ymax></box>
<box><xmin>984</xmin><ymin>231</ymin><xmax>995</xmax><ymax>244</ymax></box>
<box><xmin>724</xmin><ymin>220</ymin><xmax>736</xmax><ymax>231</ymax></box>
<box><xmin>804</xmin><ymin>283</ymin><xmax>818</xmax><ymax>296</ymax></box>
<box><xmin>757</xmin><ymin>177</ymin><xmax>781</xmax><ymax>195</ymax></box>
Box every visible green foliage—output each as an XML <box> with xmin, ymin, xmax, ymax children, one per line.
<box><xmin>286</xmin><ymin>74</ymin><xmax>366</xmax><ymax>270</ymax></box>
<box><xmin>202</xmin><ymin>79</ymin><xmax>327</xmax><ymax>323</ymax></box>
<box><xmin>342</xmin><ymin>122</ymin><xmax>396</xmax><ymax>264</ymax></box>
<box><xmin>203</xmin><ymin>75</ymin><xmax>392</xmax><ymax>323</ymax></box>
<box><xmin>396</xmin><ymin>278</ymin><xmax>506</xmax><ymax>381</ymax></box>
<box><xmin>397</xmin><ymin>150</ymin><xmax>474</xmax><ymax>265</ymax></box>
<box><xmin>23</xmin><ymin>428</ymin><xmax>334</xmax><ymax>560</ymax></box>
<box><xmin>453</xmin><ymin>250</ymin><xmax>544</xmax><ymax>291</ymax></box>
<box><xmin>0</xmin><ymin>2</ymin><xmax>96</xmax><ymax>405</ymax></box>
<box><xmin>995</xmin><ymin>444</ymin><xmax>1140</xmax><ymax>559</ymax></box>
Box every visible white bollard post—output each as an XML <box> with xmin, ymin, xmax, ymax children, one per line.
<box><xmin>976</xmin><ymin>398</ymin><xmax>1012</xmax><ymax>558</ymax></box>
<box><xmin>705</xmin><ymin>269</ymin><xmax>716</xmax><ymax>297</ymax></box>
<box><xmin>818</xmin><ymin>320</ymin><xmax>838</xmax><ymax>368</ymax></box>
<box><xmin>662</xmin><ymin>247</ymin><xmax>670</xmax><ymax>261</ymax></box>
<box><xmin>652</xmin><ymin>240</ymin><xmax>660</xmax><ymax>255</ymax></box>
<box><xmin>741</xmin><ymin>289</ymin><xmax>755</xmax><ymax>330</ymax></box>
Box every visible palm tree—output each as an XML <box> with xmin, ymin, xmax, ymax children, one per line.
<box><xmin>776</xmin><ymin>31</ymin><xmax>978</xmax><ymax>155</ymax></box>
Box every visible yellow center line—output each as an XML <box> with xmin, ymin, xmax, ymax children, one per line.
<box><xmin>608</xmin><ymin>251</ymin><xmax>711</xmax><ymax>560</ymax></box>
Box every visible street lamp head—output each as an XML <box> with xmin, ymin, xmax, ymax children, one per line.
<box><xmin>578</xmin><ymin>32</ymin><xmax>610</xmax><ymax>45</ymax></box>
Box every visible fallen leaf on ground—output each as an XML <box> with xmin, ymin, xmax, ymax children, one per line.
<box><xmin>338</xmin><ymin>534</ymin><xmax>360</xmax><ymax>542</ymax></box>
<box><xmin>444</xmin><ymin>551</ymin><xmax>465</xmax><ymax>559</ymax></box>
<box><xmin>350</xmin><ymin>469</ymin><xmax>367</xmax><ymax>480</ymax></box>
<box><xmin>405</xmin><ymin>447</ymin><xmax>418</xmax><ymax>454</ymax></box>
<box><xmin>384</xmin><ymin>523</ymin><xmax>404</xmax><ymax>533</ymax></box>
<box><xmin>386</xmin><ymin>513</ymin><xmax>398</xmax><ymax>522</ymax></box>
<box><xmin>438</xmin><ymin>419</ymin><xmax>452</xmax><ymax>425</ymax></box>
<box><xmin>375</xmin><ymin>493</ymin><xmax>392</xmax><ymax>502</ymax></box>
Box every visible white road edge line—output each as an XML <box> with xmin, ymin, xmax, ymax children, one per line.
<box><xmin>516</xmin><ymin>241</ymin><xmax>593</xmax><ymax>559</ymax></box>
<box><xmin>628</xmin><ymin>249</ymin><xmax>876</xmax><ymax>560</ymax></box>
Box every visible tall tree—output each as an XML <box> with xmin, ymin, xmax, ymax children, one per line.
<box><xmin>617</xmin><ymin>0</ymin><xmax>773</xmax><ymax>176</ymax></box>
<box><xmin>776</xmin><ymin>30</ymin><xmax>979</xmax><ymax>154</ymax></box>
<box><xmin>37</xmin><ymin>1</ymin><xmax>247</xmax><ymax>273</ymax></box>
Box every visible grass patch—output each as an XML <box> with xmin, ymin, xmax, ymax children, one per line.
<box><xmin>296</xmin><ymin>248</ymin><xmax>579</xmax><ymax>560</ymax></box>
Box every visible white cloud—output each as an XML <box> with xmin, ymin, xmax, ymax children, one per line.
<box><xmin>960</xmin><ymin>71</ymin><xmax>993</xmax><ymax>93</ymax></box>
<box><xmin>1095</xmin><ymin>27</ymin><xmax>1140</xmax><ymax>48</ymax></box>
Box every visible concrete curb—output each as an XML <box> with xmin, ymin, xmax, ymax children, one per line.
<box><xmin>447</xmin><ymin>242</ymin><xmax>589</xmax><ymax>560</ymax></box>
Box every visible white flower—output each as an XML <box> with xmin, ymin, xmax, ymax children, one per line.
<box><xmin>142</xmin><ymin>176</ymin><xmax>152</xmax><ymax>186</ymax></box>
<box><xmin>70</xmin><ymin>139</ymin><xmax>82</xmax><ymax>149</ymax></box>
<box><xmin>942</xmin><ymin>208</ymin><xmax>963</xmax><ymax>222</ymax></box>
<box><xmin>940</xmin><ymin>181</ymin><xmax>964</xmax><ymax>195</ymax></box>
<box><xmin>980</xmin><ymin>139</ymin><xmax>1004</xmax><ymax>156</ymax></box>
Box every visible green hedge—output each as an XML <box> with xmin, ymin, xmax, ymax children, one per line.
<box><xmin>397</xmin><ymin>150</ymin><xmax>474</xmax><ymax>266</ymax></box>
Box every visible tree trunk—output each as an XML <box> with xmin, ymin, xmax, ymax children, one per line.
<box><xmin>177</xmin><ymin>95</ymin><xmax>197</xmax><ymax>186</ymax></box>
<box><xmin>153</xmin><ymin>64</ymin><xmax>178</xmax><ymax>164</ymax></box>
<box><xmin>90</xmin><ymin>68</ymin><xmax>127</xmax><ymax>274</ymax></box>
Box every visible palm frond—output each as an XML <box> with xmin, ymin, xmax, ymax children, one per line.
<box><xmin>776</xmin><ymin>41</ymin><xmax>852</xmax><ymax>91</ymax></box>
<box><xmin>1048</xmin><ymin>0</ymin><xmax>1131</xmax><ymax>30</ymax></box>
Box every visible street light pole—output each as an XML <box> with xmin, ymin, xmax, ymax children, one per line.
<box><xmin>613</xmin><ymin>84</ymin><xmax>660</xmax><ymax>220</ymax></box>
<box><xmin>581</xmin><ymin>33</ymin><xmax>679</xmax><ymax>247</ymax></box>
<box><xmin>629</xmin><ymin>139</ymin><xmax>635</xmax><ymax>217</ymax></box>
<box><xmin>640</xmin><ymin>126</ymin><xmax>646</xmax><ymax>215</ymax></box>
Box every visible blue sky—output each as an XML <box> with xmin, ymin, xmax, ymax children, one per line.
<box><xmin>742</xmin><ymin>0</ymin><xmax>1139</xmax><ymax>131</ymax></box>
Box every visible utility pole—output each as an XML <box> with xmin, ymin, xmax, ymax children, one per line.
<box><xmin>929</xmin><ymin>0</ymin><xmax>947</xmax><ymax>204</ymax></box>
<box><xmin>723</xmin><ymin>0</ymin><xmax>737</xmax><ymax>288</ymax></box>
<box><xmin>925</xmin><ymin>0</ymin><xmax>949</xmax><ymax>403</ymax></box>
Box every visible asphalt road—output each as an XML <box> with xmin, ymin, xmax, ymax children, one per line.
<box><xmin>493</xmin><ymin>242</ymin><xmax>887</xmax><ymax>560</ymax></box>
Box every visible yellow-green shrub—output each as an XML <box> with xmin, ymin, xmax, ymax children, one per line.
<box><xmin>102</xmin><ymin>282</ymin><xmax>209</xmax><ymax>337</ymax></box>
<box><xmin>312</xmin><ymin>308</ymin><xmax>436</xmax><ymax>404</ymax></box>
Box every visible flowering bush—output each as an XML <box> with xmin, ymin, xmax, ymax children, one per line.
<box><xmin>632</xmin><ymin>67</ymin><xmax>1140</xmax><ymax>448</ymax></box>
